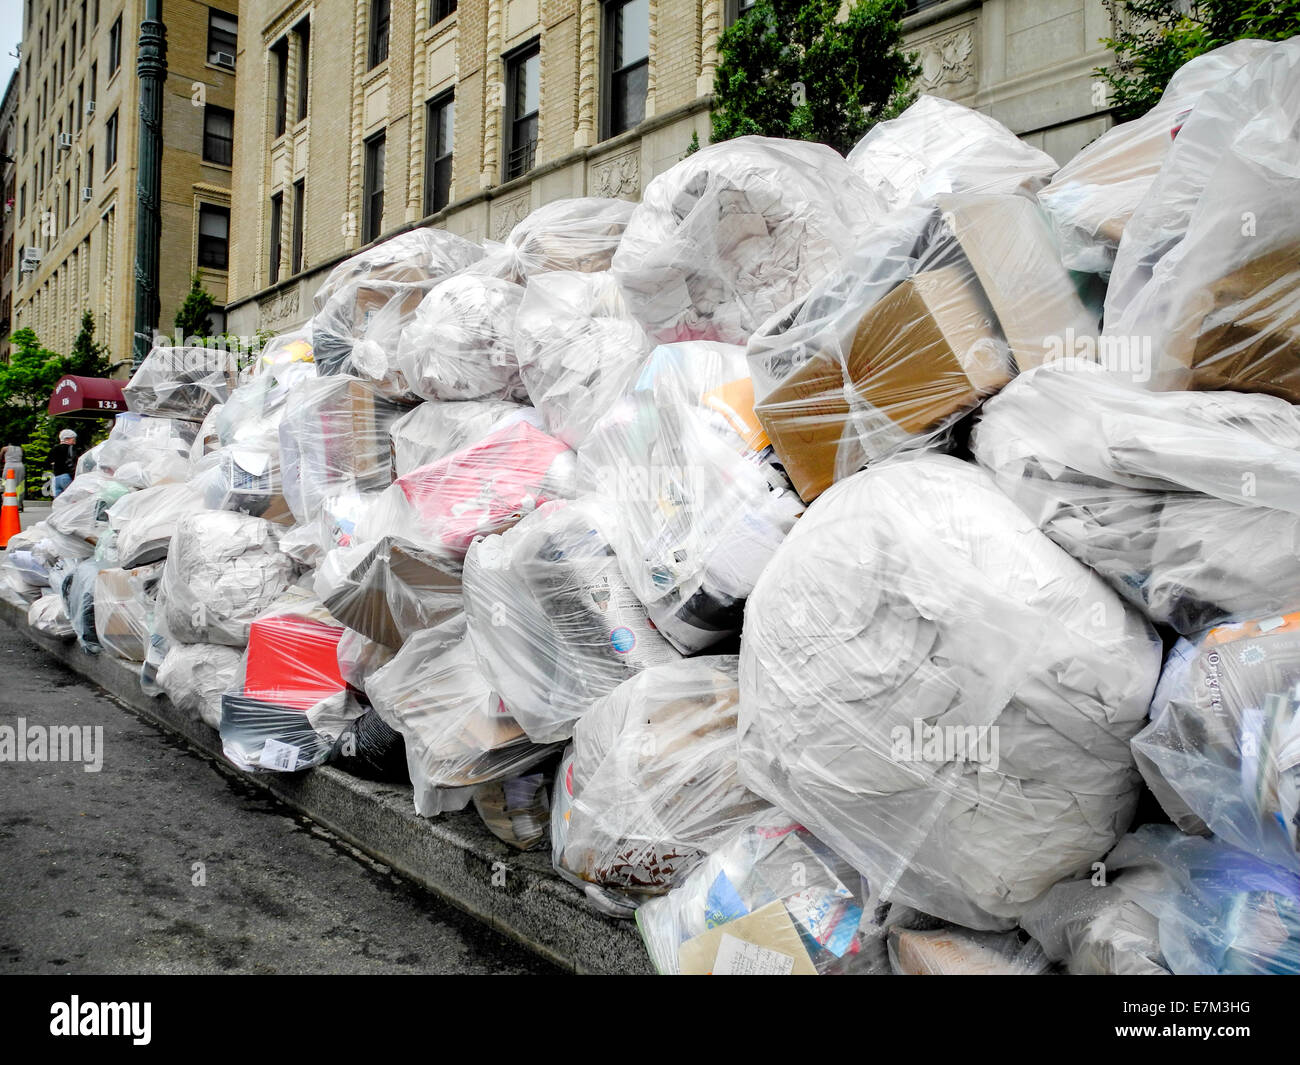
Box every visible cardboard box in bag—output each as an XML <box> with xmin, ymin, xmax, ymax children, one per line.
<box><xmin>756</xmin><ymin>261</ymin><xmax>1010</xmax><ymax>503</ymax></box>
<box><xmin>935</xmin><ymin>193</ymin><xmax>1097</xmax><ymax>371</ymax></box>
<box><xmin>1168</xmin><ymin>241</ymin><xmax>1300</xmax><ymax>404</ymax></box>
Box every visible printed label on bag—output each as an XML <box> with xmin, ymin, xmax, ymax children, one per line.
<box><xmin>259</xmin><ymin>738</ymin><xmax>301</xmax><ymax>772</ymax></box>
<box><xmin>712</xmin><ymin>934</ymin><xmax>795</xmax><ymax>976</ymax></box>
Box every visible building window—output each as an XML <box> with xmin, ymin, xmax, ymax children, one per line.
<box><xmin>90</xmin><ymin>61</ymin><xmax>96</xmax><ymax>104</ymax></box>
<box><xmin>104</xmin><ymin>108</ymin><xmax>117</xmax><ymax>171</ymax></box>
<box><xmin>272</xmin><ymin>37</ymin><xmax>289</xmax><ymax>137</ymax></box>
<box><xmin>504</xmin><ymin>45</ymin><xmax>539</xmax><ymax>180</ymax></box>
<box><xmin>198</xmin><ymin>204</ymin><xmax>230</xmax><ymax>270</ymax></box>
<box><xmin>291</xmin><ymin>179</ymin><xmax>305</xmax><ymax>274</ymax></box>
<box><xmin>294</xmin><ymin>18</ymin><xmax>310</xmax><ymax>121</ymax></box>
<box><xmin>80</xmin><ymin>1</ymin><xmax>86</xmax><ymax>46</ymax></box>
<box><xmin>269</xmin><ymin>192</ymin><xmax>282</xmax><ymax>284</ymax></box>
<box><xmin>207</xmin><ymin>9</ymin><xmax>238</xmax><ymax>66</ymax></box>
<box><xmin>21</xmin><ymin>120</ymin><xmax>27</xmax><ymax>155</ymax></box>
<box><xmin>424</xmin><ymin>92</ymin><xmax>454</xmax><ymax>215</ymax></box>
<box><xmin>77</xmin><ymin>82</ymin><xmax>84</xmax><ymax>130</ymax></box>
<box><xmin>363</xmin><ymin>132</ymin><xmax>386</xmax><ymax>242</ymax></box>
<box><xmin>64</xmin><ymin>180</ymin><xmax>71</xmax><ymax>227</ymax></box>
<box><xmin>108</xmin><ymin>15</ymin><xmax>121</xmax><ymax>75</ymax></box>
<box><xmin>203</xmin><ymin>105</ymin><xmax>234</xmax><ymax>165</ymax></box>
<box><xmin>368</xmin><ymin>0</ymin><xmax>390</xmax><ymax>70</ymax></box>
<box><xmin>86</xmin><ymin>149</ymin><xmax>92</xmax><ymax>195</ymax></box>
<box><xmin>604</xmin><ymin>0</ymin><xmax>648</xmax><ymax>138</ymax></box>
<box><xmin>19</xmin><ymin>183</ymin><xmax>25</xmax><ymax>221</ymax></box>
<box><xmin>431</xmin><ymin>0</ymin><xmax>457</xmax><ymax>24</ymax></box>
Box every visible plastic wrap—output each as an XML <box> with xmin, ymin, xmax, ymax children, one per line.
<box><xmin>1133</xmin><ymin>613</ymin><xmax>1300</xmax><ymax>871</ymax></box>
<box><xmin>1102</xmin><ymin>39</ymin><xmax>1300</xmax><ymax>401</ymax></box>
<box><xmin>553</xmin><ymin>657</ymin><xmax>765</xmax><ymax>912</ymax></box>
<box><xmin>473</xmin><ymin>772</ymin><xmax>551</xmax><ymax>851</ymax></box>
<box><xmin>123</xmin><ymin>345</ymin><xmax>237</xmax><ymax>421</ymax></box>
<box><xmin>62</xmin><ymin>559</ymin><xmax>105</xmax><ymax>652</ymax></box>
<box><xmin>514</xmin><ymin>271</ymin><xmax>654</xmax><ymax>447</ymax></box>
<box><xmin>219</xmin><ymin>589</ymin><xmax>360</xmax><ymax>772</ymax></box>
<box><xmin>27</xmin><ymin>594</ymin><xmax>75</xmax><ymax>639</ymax></box>
<box><xmin>365</xmin><ymin>616</ymin><xmax>557</xmax><ymax>816</ymax></box>
<box><xmin>315</xmin><ymin>535</ymin><xmax>462</xmax><ymax>649</ymax></box>
<box><xmin>462</xmin><ymin>498</ymin><xmax>679</xmax><ymax>744</ymax></box>
<box><xmin>92</xmin><ymin>412</ymin><xmax>197</xmax><ymax>487</ymax></box>
<box><xmin>48</xmin><ymin>472</ymin><xmax>132</xmax><ymax>545</ymax></box>
<box><xmin>611</xmin><ymin>136</ymin><xmax>886</xmax><ymax>345</ymax></box>
<box><xmin>748</xmin><ymin>194</ymin><xmax>1095</xmax><ymax>503</ymax></box>
<box><xmin>311</xmin><ymin>227</ymin><xmax>484</xmax><ymax>315</ymax></box>
<box><xmin>157</xmin><ymin>642</ymin><xmax>244</xmax><ymax>729</ymax></box>
<box><xmin>278</xmin><ymin>375</ymin><xmax>412</xmax><ymax>526</ymax></box>
<box><xmin>358</xmin><ymin>418</ymin><xmax>576</xmax><ymax>562</ymax></box>
<box><xmin>93</xmin><ymin>564</ymin><xmax>163</xmax><ymax>662</ymax></box>
<box><xmin>1038</xmin><ymin>39</ymin><xmax>1276</xmax><ymax>276</ymax></box>
<box><xmin>581</xmin><ymin>341</ymin><xmax>802</xmax><ymax>654</ymax></box>
<box><xmin>846</xmin><ymin>94</ymin><xmax>1058</xmax><ymax>213</ymax></box>
<box><xmin>388</xmin><ymin>399</ymin><xmax>535</xmax><ymax>478</ymax></box>
<box><xmin>250</xmin><ymin>328</ymin><xmax>315</xmax><ymax>378</ymax></box>
<box><xmin>971</xmin><ymin>364</ymin><xmax>1300</xmax><ymax>634</ymax></box>
<box><xmin>1020</xmin><ymin>870</ymin><xmax>1170</xmax><ymax>975</ymax></box>
<box><xmin>396</xmin><ymin>273</ymin><xmax>528</xmax><ymax>401</ymax></box>
<box><xmin>160</xmin><ymin>511</ymin><xmax>298</xmax><ymax>647</ymax></box>
<box><xmin>1107</xmin><ymin>824</ymin><xmax>1300</xmax><ymax>975</ymax></box>
<box><xmin>106</xmin><ymin>482</ymin><xmax>207</xmax><ymax>568</ymax></box>
<box><xmin>636</xmin><ymin>810</ymin><xmax>892</xmax><ymax>975</ymax></box>
<box><xmin>503</xmin><ymin>196</ymin><xmax>636</xmax><ymax>279</ymax></box>
<box><xmin>336</xmin><ymin>627</ymin><xmax>396</xmax><ymax>691</ymax></box>
<box><xmin>887</xmin><ymin>926</ymin><xmax>1051</xmax><ymax>975</ymax></box>
<box><xmin>310</xmin><ymin>229</ymin><xmax>483</xmax><ymax>396</ymax></box>
<box><xmin>738</xmin><ymin>455</ymin><xmax>1163</xmax><ymax>930</ymax></box>
<box><xmin>2</xmin><ymin>521</ymin><xmax>91</xmax><ymax>597</ymax></box>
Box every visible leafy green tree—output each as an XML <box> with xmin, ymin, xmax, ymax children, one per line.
<box><xmin>0</xmin><ymin>329</ymin><xmax>69</xmax><ymax>483</ymax></box>
<box><xmin>710</xmin><ymin>0</ymin><xmax>918</xmax><ymax>154</ymax></box>
<box><xmin>174</xmin><ymin>276</ymin><xmax>217</xmax><ymax>341</ymax></box>
<box><xmin>66</xmin><ymin>310</ymin><xmax>115</xmax><ymax>377</ymax></box>
<box><xmin>1099</xmin><ymin>0</ymin><xmax>1300</xmax><ymax>121</ymax></box>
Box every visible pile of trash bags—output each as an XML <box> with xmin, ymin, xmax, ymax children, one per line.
<box><xmin>8</xmin><ymin>38</ymin><xmax>1300</xmax><ymax>976</ymax></box>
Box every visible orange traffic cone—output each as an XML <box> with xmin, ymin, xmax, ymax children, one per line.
<box><xmin>0</xmin><ymin>470</ymin><xmax>20</xmax><ymax>548</ymax></box>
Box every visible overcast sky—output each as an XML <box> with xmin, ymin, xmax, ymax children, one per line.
<box><xmin>0</xmin><ymin>3</ymin><xmax>21</xmax><ymax>91</ymax></box>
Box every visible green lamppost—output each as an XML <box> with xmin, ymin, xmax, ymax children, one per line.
<box><xmin>132</xmin><ymin>0</ymin><xmax>167</xmax><ymax>369</ymax></box>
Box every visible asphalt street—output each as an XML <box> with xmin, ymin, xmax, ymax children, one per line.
<box><xmin>0</xmin><ymin>621</ymin><xmax>561</xmax><ymax>975</ymax></box>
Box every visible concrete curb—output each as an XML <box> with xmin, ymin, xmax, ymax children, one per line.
<box><xmin>1</xmin><ymin>599</ymin><xmax>654</xmax><ymax>975</ymax></box>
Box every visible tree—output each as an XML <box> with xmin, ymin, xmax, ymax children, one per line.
<box><xmin>709</xmin><ymin>0</ymin><xmax>918</xmax><ymax>155</ymax></box>
<box><xmin>66</xmin><ymin>311</ymin><xmax>114</xmax><ymax>377</ymax></box>
<box><xmin>0</xmin><ymin>329</ymin><xmax>69</xmax><ymax>477</ymax></box>
<box><xmin>1099</xmin><ymin>0</ymin><xmax>1300</xmax><ymax>122</ymax></box>
<box><xmin>174</xmin><ymin>276</ymin><xmax>217</xmax><ymax>341</ymax></box>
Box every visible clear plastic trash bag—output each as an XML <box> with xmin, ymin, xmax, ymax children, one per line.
<box><xmin>503</xmin><ymin>196</ymin><xmax>636</xmax><ymax>279</ymax></box>
<box><xmin>93</xmin><ymin>563</ymin><xmax>163</xmax><ymax>662</ymax></box>
<box><xmin>971</xmin><ymin>363</ymin><xmax>1300</xmax><ymax>635</ymax></box>
<box><xmin>123</xmin><ymin>345</ymin><xmax>237</xmax><ymax>422</ymax></box>
<box><xmin>581</xmin><ymin>341</ymin><xmax>803</xmax><ymax>654</ymax></box>
<box><xmin>1133</xmin><ymin>611</ymin><xmax>1300</xmax><ymax>871</ymax></box>
<box><xmin>396</xmin><ymin>272</ymin><xmax>528</xmax><ymax>402</ymax></box>
<box><xmin>636</xmin><ymin>809</ymin><xmax>886</xmax><ymax>975</ymax></box>
<box><xmin>161</xmin><ymin>511</ymin><xmax>298</xmax><ymax>647</ymax></box>
<box><xmin>1038</xmin><ymin>39</ymin><xmax>1277</xmax><ymax>277</ymax></box>
<box><xmin>1106</xmin><ymin>824</ymin><xmax>1300</xmax><ymax>976</ymax></box>
<box><xmin>365</xmin><ymin>615</ymin><xmax>558</xmax><ymax>816</ymax></box>
<box><xmin>611</xmin><ymin>135</ymin><xmax>887</xmax><ymax>345</ymax></box>
<box><xmin>514</xmin><ymin>270</ymin><xmax>653</xmax><ymax>448</ymax></box>
<box><xmin>388</xmin><ymin>398</ymin><xmax>536</xmax><ymax>478</ymax></box>
<box><xmin>157</xmin><ymin>641</ymin><xmax>244</xmax><ymax>730</ymax></box>
<box><xmin>1103</xmin><ymin>38</ymin><xmax>1300</xmax><ymax>400</ymax></box>
<box><xmin>847</xmin><ymin>93</ymin><xmax>1058</xmax><ymax>214</ymax></box>
<box><xmin>462</xmin><ymin>496</ymin><xmax>680</xmax><ymax>745</ymax></box>
<box><xmin>738</xmin><ymin>454</ymin><xmax>1163</xmax><ymax>930</ymax></box>
<box><xmin>553</xmin><ymin>656</ymin><xmax>767</xmax><ymax>913</ymax></box>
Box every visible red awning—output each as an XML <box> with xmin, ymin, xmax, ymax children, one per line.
<box><xmin>48</xmin><ymin>375</ymin><xmax>128</xmax><ymax>418</ymax></box>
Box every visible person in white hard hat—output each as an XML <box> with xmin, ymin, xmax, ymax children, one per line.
<box><xmin>51</xmin><ymin>428</ymin><xmax>80</xmax><ymax>499</ymax></box>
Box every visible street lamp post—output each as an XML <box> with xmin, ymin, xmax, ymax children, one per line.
<box><xmin>132</xmin><ymin>0</ymin><xmax>167</xmax><ymax>370</ymax></box>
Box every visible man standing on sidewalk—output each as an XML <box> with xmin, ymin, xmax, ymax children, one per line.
<box><xmin>51</xmin><ymin>430</ymin><xmax>80</xmax><ymax>499</ymax></box>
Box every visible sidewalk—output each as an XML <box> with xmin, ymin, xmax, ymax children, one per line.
<box><xmin>0</xmin><ymin>598</ymin><xmax>654</xmax><ymax>974</ymax></box>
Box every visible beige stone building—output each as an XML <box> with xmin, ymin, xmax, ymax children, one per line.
<box><xmin>2</xmin><ymin>70</ymin><xmax>19</xmax><ymax>361</ymax></box>
<box><xmin>226</xmin><ymin>0</ymin><xmax>1121</xmax><ymax>338</ymax></box>
<box><xmin>9</xmin><ymin>0</ymin><xmax>238</xmax><ymax>366</ymax></box>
